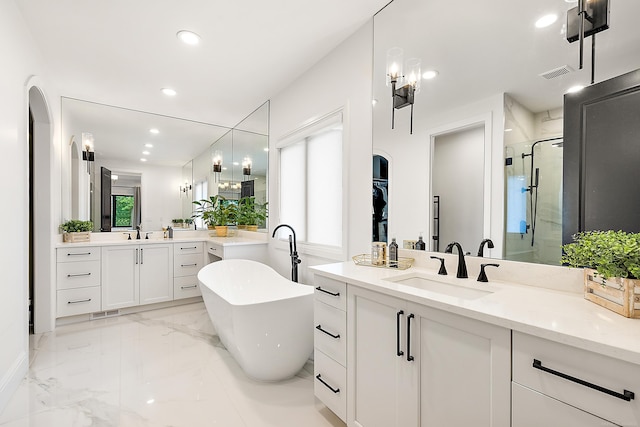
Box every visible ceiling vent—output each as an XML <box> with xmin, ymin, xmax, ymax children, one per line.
<box><xmin>539</xmin><ymin>65</ymin><xmax>574</xmax><ymax>80</ymax></box>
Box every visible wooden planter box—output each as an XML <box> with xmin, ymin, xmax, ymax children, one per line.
<box><xmin>584</xmin><ymin>268</ymin><xmax>640</xmax><ymax>318</ymax></box>
<box><xmin>63</xmin><ymin>231</ymin><xmax>91</xmax><ymax>243</ymax></box>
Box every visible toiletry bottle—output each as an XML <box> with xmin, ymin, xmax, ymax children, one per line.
<box><xmin>415</xmin><ymin>234</ymin><xmax>426</xmax><ymax>250</ymax></box>
<box><xmin>389</xmin><ymin>238</ymin><xmax>399</xmax><ymax>267</ymax></box>
<box><xmin>168</xmin><ymin>226</ymin><xmax>174</xmax><ymax>239</ymax></box>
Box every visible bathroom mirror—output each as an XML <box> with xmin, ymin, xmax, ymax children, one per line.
<box><xmin>373</xmin><ymin>0</ymin><xmax>640</xmax><ymax>264</ymax></box>
<box><xmin>61</xmin><ymin>97</ymin><xmax>232</xmax><ymax>231</ymax></box>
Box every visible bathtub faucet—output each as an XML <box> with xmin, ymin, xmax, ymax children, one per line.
<box><xmin>272</xmin><ymin>224</ymin><xmax>301</xmax><ymax>283</ymax></box>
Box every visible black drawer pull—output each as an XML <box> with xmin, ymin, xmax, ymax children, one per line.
<box><xmin>181</xmin><ymin>246</ymin><xmax>198</xmax><ymax>250</ymax></box>
<box><xmin>67</xmin><ymin>273</ymin><xmax>91</xmax><ymax>278</ymax></box>
<box><xmin>68</xmin><ymin>252</ymin><xmax>91</xmax><ymax>256</ymax></box>
<box><xmin>315</xmin><ymin>374</ymin><xmax>340</xmax><ymax>393</ymax></box>
<box><xmin>181</xmin><ymin>263</ymin><xmax>198</xmax><ymax>267</ymax></box>
<box><xmin>533</xmin><ymin>359</ymin><xmax>635</xmax><ymax>401</ymax></box>
<box><xmin>407</xmin><ymin>313</ymin><xmax>415</xmax><ymax>361</ymax></box>
<box><xmin>180</xmin><ymin>285</ymin><xmax>198</xmax><ymax>290</ymax></box>
<box><xmin>315</xmin><ymin>286</ymin><xmax>340</xmax><ymax>297</ymax></box>
<box><xmin>396</xmin><ymin>310</ymin><xmax>404</xmax><ymax>357</ymax></box>
<box><xmin>68</xmin><ymin>298</ymin><xmax>91</xmax><ymax>304</ymax></box>
<box><xmin>315</xmin><ymin>324</ymin><xmax>340</xmax><ymax>339</ymax></box>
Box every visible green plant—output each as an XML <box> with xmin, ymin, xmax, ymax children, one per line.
<box><xmin>193</xmin><ymin>195</ymin><xmax>237</xmax><ymax>227</ymax></box>
<box><xmin>237</xmin><ymin>196</ymin><xmax>269</xmax><ymax>226</ymax></box>
<box><xmin>60</xmin><ymin>220</ymin><xmax>93</xmax><ymax>233</ymax></box>
<box><xmin>172</xmin><ymin>218</ymin><xmax>184</xmax><ymax>224</ymax></box>
<box><xmin>561</xmin><ymin>230</ymin><xmax>640</xmax><ymax>279</ymax></box>
<box><xmin>184</xmin><ymin>218</ymin><xmax>193</xmax><ymax>225</ymax></box>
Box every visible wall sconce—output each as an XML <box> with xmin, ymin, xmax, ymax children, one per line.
<box><xmin>81</xmin><ymin>132</ymin><xmax>95</xmax><ymax>161</ymax></box>
<box><xmin>386</xmin><ymin>48</ymin><xmax>421</xmax><ymax>134</ymax></box>
<box><xmin>180</xmin><ymin>182</ymin><xmax>192</xmax><ymax>196</ymax></box>
<box><xmin>242</xmin><ymin>157</ymin><xmax>252</xmax><ymax>177</ymax></box>
<box><xmin>566</xmin><ymin>0</ymin><xmax>610</xmax><ymax>84</ymax></box>
<box><xmin>212</xmin><ymin>150</ymin><xmax>223</xmax><ymax>181</ymax></box>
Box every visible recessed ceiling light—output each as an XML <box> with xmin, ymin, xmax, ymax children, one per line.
<box><xmin>222</xmin><ymin>167</ymin><xmax>228</xmax><ymax>170</ymax></box>
<box><xmin>372</xmin><ymin>99</ymin><xmax>378</xmax><ymax>106</ymax></box>
<box><xmin>145</xmin><ymin>143</ymin><xmax>154</xmax><ymax>148</ymax></box>
<box><xmin>140</xmin><ymin>158</ymin><xmax>147</xmax><ymax>162</ymax></box>
<box><xmin>142</xmin><ymin>151</ymin><xmax>150</xmax><ymax>155</ymax></box>
<box><xmin>535</xmin><ymin>14</ymin><xmax>558</xmax><ymax>28</ymax></box>
<box><xmin>111</xmin><ymin>175</ymin><xmax>119</xmax><ymax>180</ymax></box>
<box><xmin>177</xmin><ymin>30</ymin><xmax>201</xmax><ymax>45</ymax></box>
<box><xmin>505</xmin><ymin>128</ymin><xmax>513</xmax><ymax>132</ymax></box>
<box><xmin>233</xmin><ymin>162</ymin><xmax>239</xmax><ymax>166</ymax></box>
<box><xmin>567</xmin><ymin>85</ymin><xmax>585</xmax><ymax>93</ymax></box>
<box><xmin>422</xmin><ymin>70</ymin><xmax>439</xmax><ymax>79</ymax></box>
<box><xmin>161</xmin><ymin>88</ymin><xmax>177</xmax><ymax>97</ymax></box>
<box><xmin>263</xmin><ymin>147</ymin><xmax>269</xmax><ymax>152</ymax></box>
<box><xmin>149</xmin><ymin>129</ymin><xmax>159</xmax><ymax>135</ymax></box>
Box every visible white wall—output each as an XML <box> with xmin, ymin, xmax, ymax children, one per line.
<box><xmin>93</xmin><ymin>158</ymin><xmax>183</xmax><ymax>232</ymax></box>
<box><xmin>268</xmin><ymin>21</ymin><xmax>373</xmax><ymax>284</ymax></box>
<box><xmin>0</xmin><ymin>0</ymin><xmax>62</xmax><ymax>413</ymax></box>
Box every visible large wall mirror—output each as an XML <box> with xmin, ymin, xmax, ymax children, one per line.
<box><xmin>373</xmin><ymin>0</ymin><xmax>640</xmax><ymax>265</ymax></box>
<box><xmin>61</xmin><ymin>98</ymin><xmax>269</xmax><ymax>232</ymax></box>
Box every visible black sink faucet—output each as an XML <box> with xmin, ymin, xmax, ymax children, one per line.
<box><xmin>444</xmin><ymin>241</ymin><xmax>468</xmax><ymax>278</ymax></box>
<box><xmin>272</xmin><ymin>224</ymin><xmax>301</xmax><ymax>283</ymax></box>
<box><xmin>136</xmin><ymin>225</ymin><xmax>141</xmax><ymax>240</ymax></box>
<box><xmin>477</xmin><ymin>238</ymin><xmax>494</xmax><ymax>257</ymax></box>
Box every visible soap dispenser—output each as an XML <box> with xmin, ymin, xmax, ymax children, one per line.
<box><xmin>389</xmin><ymin>238</ymin><xmax>399</xmax><ymax>267</ymax></box>
<box><xmin>415</xmin><ymin>234</ymin><xmax>426</xmax><ymax>250</ymax></box>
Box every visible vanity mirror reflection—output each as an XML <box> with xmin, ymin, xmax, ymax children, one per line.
<box><xmin>372</xmin><ymin>0</ymin><xmax>640</xmax><ymax>265</ymax></box>
<box><xmin>61</xmin><ymin>98</ymin><xmax>269</xmax><ymax>233</ymax></box>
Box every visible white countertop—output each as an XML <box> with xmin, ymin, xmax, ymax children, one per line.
<box><xmin>311</xmin><ymin>261</ymin><xmax>640</xmax><ymax>366</ymax></box>
<box><xmin>56</xmin><ymin>233</ymin><xmax>267</xmax><ymax>248</ymax></box>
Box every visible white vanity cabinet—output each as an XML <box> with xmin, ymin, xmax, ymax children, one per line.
<box><xmin>173</xmin><ymin>242</ymin><xmax>204</xmax><ymax>299</ymax></box>
<box><xmin>512</xmin><ymin>331</ymin><xmax>640</xmax><ymax>427</ymax></box>
<box><xmin>347</xmin><ymin>285</ymin><xmax>510</xmax><ymax>427</ymax></box>
<box><xmin>101</xmin><ymin>243</ymin><xmax>173</xmax><ymax>310</ymax></box>
<box><xmin>56</xmin><ymin>246</ymin><xmax>102</xmax><ymax>317</ymax></box>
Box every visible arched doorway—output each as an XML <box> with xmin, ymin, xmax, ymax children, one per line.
<box><xmin>28</xmin><ymin>84</ymin><xmax>54</xmax><ymax>334</ymax></box>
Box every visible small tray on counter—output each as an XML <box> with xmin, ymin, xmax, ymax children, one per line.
<box><xmin>352</xmin><ymin>254</ymin><xmax>414</xmax><ymax>270</ymax></box>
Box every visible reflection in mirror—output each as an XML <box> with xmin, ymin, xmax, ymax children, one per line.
<box><xmin>110</xmin><ymin>172</ymin><xmax>142</xmax><ymax>230</ymax></box>
<box><xmin>372</xmin><ymin>155</ymin><xmax>388</xmax><ymax>243</ymax></box>
<box><xmin>181</xmin><ymin>161</ymin><xmax>193</xmax><ymax>220</ymax></box>
<box><xmin>373</xmin><ymin>0</ymin><xmax>640</xmax><ymax>265</ymax></box>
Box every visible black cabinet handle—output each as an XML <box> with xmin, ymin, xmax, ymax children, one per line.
<box><xmin>407</xmin><ymin>313</ymin><xmax>415</xmax><ymax>362</ymax></box>
<box><xmin>68</xmin><ymin>298</ymin><xmax>91</xmax><ymax>304</ymax></box>
<box><xmin>396</xmin><ymin>310</ymin><xmax>404</xmax><ymax>356</ymax></box>
<box><xmin>532</xmin><ymin>359</ymin><xmax>635</xmax><ymax>401</ymax></box>
<box><xmin>315</xmin><ymin>324</ymin><xmax>340</xmax><ymax>339</ymax></box>
<box><xmin>181</xmin><ymin>263</ymin><xmax>198</xmax><ymax>267</ymax></box>
<box><xmin>180</xmin><ymin>285</ymin><xmax>198</xmax><ymax>290</ymax></box>
<box><xmin>315</xmin><ymin>374</ymin><xmax>340</xmax><ymax>393</ymax></box>
<box><xmin>68</xmin><ymin>252</ymin><xmax>91</xmax><ymax>256</ymax></box>
<box><xmin>181</xmin><ymin>246</ymin><xmax>198</xmax><ymax>250</ymax></box>
<box><xmin>140</xmin><ymin>248</ymin><xmax>144</xmax><ymax>264</ymax></box>
<box><xmin>315</xmin><ymin>286</ymin><xmax>340</xmax><ymax>297</ymax></box>
<box><xmin>67</xmin><ymin>272</ymin><xmax>91</xmax><ymax>278</ymax></box>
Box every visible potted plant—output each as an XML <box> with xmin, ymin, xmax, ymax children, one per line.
<box><xmin>172</xmin><ymin>218</ymin><xmax>184</xmax><ymax>228</ymax></box>
<box><xmin>562</xmin><ymin>230</ymin><xmax>640</xmax><ymax>318</ymax></box>
<box><xmin>184</xmin><ymin>218</ymin><xmax>194</xmax><ymax>229</ymax></box>
<box><xmin>60</xmin><ymin>219</ymin><xmax>93</xmax><ymax>243</ymax></box>
<box><xmin>237</xmin><ymin>196</ymin><xmax>268</xmax><ymax>231</ymax></box>
<box><xmin>193</xmin><ymin>196</ymin><xmax>237</xmax><ymax>236</ymax></box>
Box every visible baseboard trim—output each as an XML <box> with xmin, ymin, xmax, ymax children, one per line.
<box><xmin>0</xmin><ymin>350</ymin><xmax>28</xmax><ymax>415</ymax></box>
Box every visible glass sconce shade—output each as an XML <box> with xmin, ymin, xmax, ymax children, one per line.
<box><xmin>386</xmin><ymin>47</ymin><xmax>404</xmax><ymax>86</ymax></box>
<box><xmin>212</xmin><ymin>150</ymin><xmax>223</xmax><ymax>173</ymax></box>
<box><xmin>405</xmin><ymin>58</ymin><xmax>422</xmax><ymax>93</ymax></box>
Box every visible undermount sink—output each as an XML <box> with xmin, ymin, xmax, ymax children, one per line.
<box><xmin>384</xmin><ymin>273</ymin><xmax>494</xmax><ymax>300</ymax></box>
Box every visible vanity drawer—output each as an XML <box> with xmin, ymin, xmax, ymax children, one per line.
<box><xmin>513</xmin><ymin>331</ymin><xmax>640</xmax><ymax>426</ymax></box>
<box><xmin>57</xmin><ymin>260</ymin><xmax>101</xmax><ymax>290</ymax></box>
<box><xmin>207</xmin><ymin>242</ymin><xmax>224</xmax><ymax>259</ymax></box>
<box><xmin>314</xmin><ymin>276</ymin><xmax>346</xmax><ymax>311</ymax></box>
<box><xmin>512</xmin><ymin>382</ymin><xmax>618</xmax><ymax>427</ymax></box>
<box><xmin>57</xmin><ymin>286</ymin><xmax>101</xmax><ymax>317</ymax></box>
<box><xmin>174</xmin><ymin>276</ymin><xmax>201</xmax><ymax>299</ymax></box>
<box><xmin>314</xmin><ymin>300</ymin><xmax>346</xmax><ymax>366</ymax></box>
<box><xmin>174</xmin><ymin>242</ymin><xmax>203</xmax><ymax>255</ymax></box>
<box><xmin>174</xmin><ymin>253</ymin><xmax>204</xmax><ymax>277</ymax></box>
<box><xmin>57</xmin><ymin>246</ymin><xmax>100</xmax><ymax>263</ymax></box>
<box><xmin>314</xmin><ymin>349</ymin><xmax>346</xmax><ymax>422</ymax></box>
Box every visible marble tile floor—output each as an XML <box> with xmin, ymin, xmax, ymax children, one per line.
<box><xmin>0</xmin><ymin>302</ymin><xmax>346</xmax><ymax>427</ymax></box>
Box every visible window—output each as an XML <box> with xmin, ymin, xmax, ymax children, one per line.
<box><xmin>193</xmin><ymin>179</ymin><xmax>208</xmax><ymax>229</ymax></box>
<box><xmin>112</xmin><ymin>195</ymin><xmax>134</xmax><ymax>227</ymax></box>
<box><xmin>278</xmin><ymin>112</ymin><xmax>343</xmax><ymax>250</ymax></box>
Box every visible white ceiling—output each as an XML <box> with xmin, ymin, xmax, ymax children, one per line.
<box><xmin>16</xmin><ymin>0</ymin><xmax>390</xmax><ymax>128</ymax></box>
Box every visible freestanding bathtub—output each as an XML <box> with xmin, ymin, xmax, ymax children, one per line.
<box><xmin>198</xmin><ymin>259</ymin><xmax>314</xmax><ymax>381</ymax></box>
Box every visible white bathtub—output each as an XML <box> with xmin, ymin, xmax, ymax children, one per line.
<box><xmin>198</xmin><ymin>259</ymin><xmax>314</xmax><ymax>381</ymax></box>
